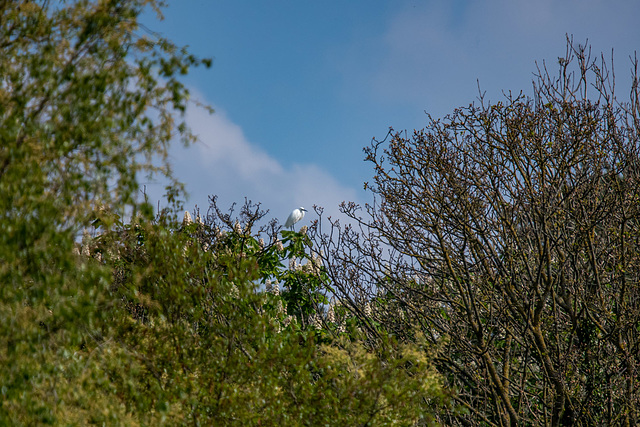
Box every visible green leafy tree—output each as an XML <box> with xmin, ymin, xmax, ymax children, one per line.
<box><xmin>0</xmin><ymin>0</ymin><xmax>208</xmax><ymax>423</ymax></box>
<box><xmin>0</xmin><ymin>2</ymin><xmax>448</xmax><ymax>421</ymax></box>
<box><xmin>204</xmin><ymin>198</ymin><xmax>332</xmax><ymax>328</ymax></box>
<box><xmin>89</xmin><ymin>202</ymin><xmax>449</xmax><ymax>425</ymax></box>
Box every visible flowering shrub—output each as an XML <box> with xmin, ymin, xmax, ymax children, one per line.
<box><xmin>75</xmin><ymin>203</ymin><xmax>450</xmax><ymax>425</ymax></box>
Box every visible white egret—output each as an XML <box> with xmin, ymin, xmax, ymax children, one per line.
<box><xmin>284</xmin><ymin>207</ymin><xmax>307</xmax><ymax>230</ymax></box>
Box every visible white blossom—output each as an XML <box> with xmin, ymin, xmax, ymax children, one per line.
<box><xmin>183</xmin><ymin>211</ymin><xmax>192</xmax><ymax>225</ymax></box>
<box><xmin>283</xmin><ymin>315</ymin><xmax>294</xmax><ymax>328</ymax></box>
<box><xmin>326</xmin><ymin>305</ymin><xmax>336</xmax><ymax>323</ymax></box>
<box><xmin>270</xmin><ymin>281</ymin><xmax>280</xmax><ymax>296</ymax></box>
<box><xmin>275</xmin><ymin>299</ymin><xmax>284</xmax><ymax>316</ymax></box>
<box><xmin>364</xmin><ymin>302</ymin><xmax>372</xmax><ymax>318</ymax></box>
<box><xmin>309</xmin><ymin>313</ymin><xmax>322</xmax><ymax>330</ymax></box>
<box><xmin>229</xmin><ymin>283</ymin><xmax>239</xmax><ymax>298</ymax></box>
<box><xmin>312</xmin><ymin>251</ymin><xmax>322</xmax><ymax>265</ymax></box>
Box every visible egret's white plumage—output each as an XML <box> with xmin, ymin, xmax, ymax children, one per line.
<box><xmin>284</xmin><ymin>207</ymin><xmax>307</xmax><ymax>229</ymax></box>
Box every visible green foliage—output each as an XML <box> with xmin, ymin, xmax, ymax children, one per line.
<box><xmin>0</xmin><ymin>208</ymin><xmax>446</xmax><ymax>425</ymax></box>
<box><xmin>0</xmin><ymin>0</ymin><xmax>209</xmax><ymax>283</ymax></box>
<box><xmin>0</xmin><ymin>3</ymin><xmax>447</xmax><ymax>424</ymax></box>
<box><xmin>91</xmin><ymin>214</ymin><xmax>449</xmax><ymax>425</ymax></box>
<box><xmin>278</xmin><ymin>229</ymin><xmax>331</xmax><ymax>323</ymax></box>
<box><xmin>0</xmin><ymin>1</ymin><xmax>209</xmax><ymax>422</ymax></box>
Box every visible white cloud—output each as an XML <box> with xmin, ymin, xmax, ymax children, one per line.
<box><xmin>337</xmin><ymin>0</ymin><xmax>640</xmax><ymax>118</ymax></box>
<box><xmin>186</xmin><ymin>104</ymin><xmax>283</xmax><ymax>180</ymax></box>
<box><xmin>146</xmin><ymin>93</ymin><xmax>360</xmax><ymax>227</ymax></box>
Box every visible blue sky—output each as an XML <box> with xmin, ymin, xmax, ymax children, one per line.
<box><xmin>143</xmin><ymin>0</ymin><xmax>640</xmax><ymax>226</ymax></box>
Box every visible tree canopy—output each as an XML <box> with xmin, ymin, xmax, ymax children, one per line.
<box><xmin>316</xmin><ymin>41</ymin><xmax>640</xmax><ymax>425</ymax></box>
<box><xmin>1</xmin><ymin>0</ymin><xmax>206</xmax><ymax>283</ymax></box>
<box><xmin>4</xmin><ymin>2</ymin><xmax>639</xmax><ymax>425</ymax></box>
<box><xmin>0</xmin><ymin>1</ymin><xmax>447</xmax><ymax>424</ymax></box>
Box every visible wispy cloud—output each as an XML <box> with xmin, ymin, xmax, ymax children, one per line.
<box><xmin>336</xmin><ymin>0</ymin><xmax>640</xmax><ymax>119</ymax></box>
<box><xmin>144</xmin><ymin>0</ymin><xmax>639</xmax><ymax>227</ymax></box>
<box><xmin>146</xmin><ymin>92</ymin><xmax>360</xmax><ymax>226</ymax></box>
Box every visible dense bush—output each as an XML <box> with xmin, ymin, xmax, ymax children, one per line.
<box><xmin>0</xmin><ymin>2</ymin><xmax>447</xmax><ymax>424</ymax></box>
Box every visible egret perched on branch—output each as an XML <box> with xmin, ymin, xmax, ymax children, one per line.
<box><xmin>284</xmin><ymin>207</ymin><xmax>307</xmax><ymax>230</ymax></box>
